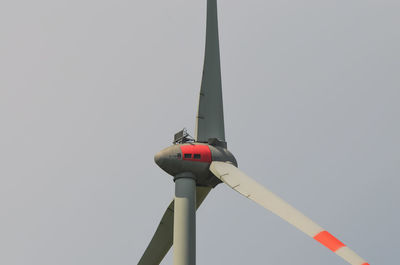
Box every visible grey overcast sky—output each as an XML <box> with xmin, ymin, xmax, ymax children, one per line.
<box><xmin>1</xmin><ymin>0</ymin><xmax>399</xmax><ymax>264</ymax></box>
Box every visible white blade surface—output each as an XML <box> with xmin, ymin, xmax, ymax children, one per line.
<box><xmin>209</xmin><ymin>161</ymin><xmax>369</xmax><ymax>265</ymax></box>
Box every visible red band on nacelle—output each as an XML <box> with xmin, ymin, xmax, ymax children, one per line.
<box><xmin>180</xmin><ymin>144</ymin><xmax>212</xmax><ymax>163</ymax></box>
<box><xmin>314</xmin><ymin>231</ymin><xmax>345</xmax><ymax>252</ymax></box>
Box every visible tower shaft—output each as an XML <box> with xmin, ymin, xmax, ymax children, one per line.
<box><xmin>173</xmin><ymin>173</ymin><xmax>197</xmax><ymax>265</ymax></box>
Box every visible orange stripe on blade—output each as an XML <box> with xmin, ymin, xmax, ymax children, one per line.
<box><xmin>314</xmin><ymin>231</ymin><xmax>345</xmax><ymax>252</ymax></box>
<box><xmin>361</xmin><ymin>263</ymin><xmax>370</xmax><ymax>265</ymax></box>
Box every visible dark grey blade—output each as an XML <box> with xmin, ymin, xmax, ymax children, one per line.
<box><xmin>138</xmin><ymin>186</ymin><xmax>212</xmax><ymax>265</ymax></box>
<box><xmin>195</xmin><ymin>0</ymin><xmax>225</xmax><ymax>143</ymax></box>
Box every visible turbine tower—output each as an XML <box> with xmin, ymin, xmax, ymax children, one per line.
<box><xmin>138</xmin><ymin>1</ymin><xmax>369</xmax><ymax>265</ymax></box>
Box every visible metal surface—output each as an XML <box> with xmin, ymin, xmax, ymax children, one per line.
<box><xmin>137</xmin><ymin>186</ymin><xmax>211</xmax><ymax>265</ymax></box>
<box><xmin>173</xmin><ymin>173</ymin><xmax>197</xmax><ymax>265</ymax></box>
<box><xmin>195</xmin><ymin>0</ymin><xmax>225</xmax><ymax>143</ymax></box>
<box><xmin>154</xmin><ymin>143</ymin><xmax>236</xmax><ymax>187</ymax></box>
<box><xmin>209</xmin><ymin>161</ymin><xmax>369</xmax><ymax>265</ymax></box>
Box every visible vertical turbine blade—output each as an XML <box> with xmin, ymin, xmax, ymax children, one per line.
<box><xmin>195</xmin><ymin>0</ymin><xmax>225</xmax><ymax>143</ymax></box>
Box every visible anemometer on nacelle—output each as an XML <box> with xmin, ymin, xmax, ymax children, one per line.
<box><xmin>173</xmin><ymin>128</ymin><xmax>227</xmax><ymax>148</ymax></box>
<box><xmin>173</xmin><ymin>129</ymin><xmax>194</xmax><ymax>144</ymax></box>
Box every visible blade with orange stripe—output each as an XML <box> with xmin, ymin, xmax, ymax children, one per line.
<box><xmin>210</xmin><ymin>161</ymin><xmax>370</xmax><ymax>265</ymax></box>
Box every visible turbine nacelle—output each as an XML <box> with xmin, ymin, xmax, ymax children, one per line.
<box><xmin>154</xmin><ymin>142</ymin><xmax>237</xmax><ymax>187</ymax></box>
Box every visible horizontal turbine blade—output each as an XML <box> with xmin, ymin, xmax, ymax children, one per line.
<box><xmin>138</xmin><ymin>186</ymin><xmax>212</xmax><ymax>265</ymax></box>
<box><xmin>209</xmin><ymin>161</ymin><xmax>369</xmax><ymax>265</ymax></box>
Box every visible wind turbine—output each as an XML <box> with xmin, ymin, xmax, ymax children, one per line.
<box><xmin>138</xmin><ymin>1</ymin><xmax>369</xmax><ymax>265</ymax></box>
